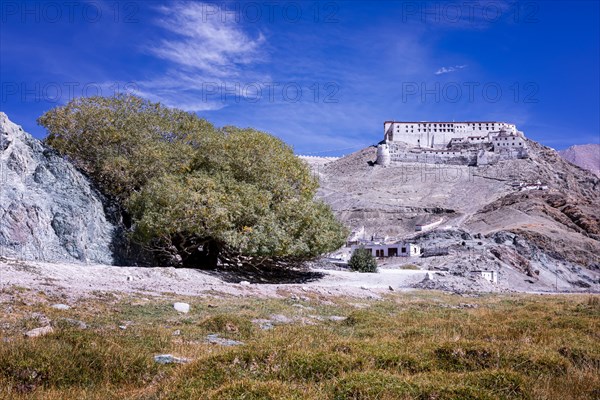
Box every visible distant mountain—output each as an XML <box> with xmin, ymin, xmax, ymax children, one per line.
<box><xmin>559</xmin><ymin>144</ymin><xmax>600</xmax><ymax>177</ymax></box>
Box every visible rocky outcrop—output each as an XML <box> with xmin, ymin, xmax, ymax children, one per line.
<box><xmin>0</xmin><ymin>112</ymin><xmax>116</xmax><ymax>264</ymax></box>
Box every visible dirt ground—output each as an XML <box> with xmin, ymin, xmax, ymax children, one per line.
<box><xmin>0</xmin><ymin>257</ymin><xmax>437</xmax><ymax>301</ymax></box>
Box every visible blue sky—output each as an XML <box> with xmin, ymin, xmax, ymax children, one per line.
<box><xmin>1</xmin><ymin>0</ymin><xmax>598</xmax><ymax>155</ymax></box>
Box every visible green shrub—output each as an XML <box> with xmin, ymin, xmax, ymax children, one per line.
<box><xmin>38</xmin><ymin>95</ymin><xmax>348</xmax><ymax>268</ymax></box>
<box><xmin>348</xmin><ymin>247</ymin><xmax>378</xmax><ymax>273</ymax></box>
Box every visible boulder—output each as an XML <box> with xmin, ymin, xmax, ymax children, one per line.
<box><xmin>0</xmin><ymin>113</ymin><xmax>116</xmax><ymax>264</ymax></box>
<box><xmin>24</xmin><ymin>326</ymin><xmax>54</xmax><ymax>338</ymax></box>
<box><xmin>173</xmin><ymin>302</ymin><xmax>190</xmax><ymax>313</ymax></box>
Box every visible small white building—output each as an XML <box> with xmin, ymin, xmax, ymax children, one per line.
<box><xmin>352</xmin><ymin>243</ymin><xmax>421</xmax><ymax>258</ymax></box>
<box><xmin>491</xmin><ymin>130</ymin><xmax>527</xmax><ymax>153</ymax></box>
<box><xmin>473</xmin><ymin>270</ymin><xmax>498</xmax><ymax>284</ymax></box>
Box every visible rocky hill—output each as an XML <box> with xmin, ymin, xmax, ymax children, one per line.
<box><xmin>558</xmin><ymin>143</ymin><xmax>600</xmax><ymax>177</ymax></box>
<box><xmin>309</xmin><ymin>139</ymin><xmax>600</xmax><ymax>292</ymax></box>
<box><xmin>0</xmin><ymin>113</ymin><xmax>117</xmax><ymax>264</ymax></box>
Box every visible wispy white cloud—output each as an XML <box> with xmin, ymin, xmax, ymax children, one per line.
<box><xmin>434</xmin><ymin>65</ymin><xmax>467</xmax><ymax>75</ymax></box>
<box><xmin>150</xmin><ymin>2</ymin><xmax>266</xmax><ymax>77</ymax></box>
<box><xmin>135</xmin><ymin>2</ymin><xmax>268</xmax><ymax>111</ymax></box>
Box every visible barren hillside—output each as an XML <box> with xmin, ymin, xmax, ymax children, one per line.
<box><xmin>308</xmin><ymin>139</ymin><xmax>600</xmax><ymax>292</ymax></box>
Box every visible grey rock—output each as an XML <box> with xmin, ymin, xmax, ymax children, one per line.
<box><xmin>205</xmin><ymin>334</ymin><xmax>244</xmax><ymax>346</ymax></box>
<box><xmin>153</xmin><ymin>354</ymin><xmax>190</xmax><ymax>364</ymax></box>
<box><xmin>269</xmin><ymin>314</ymin><xmax>294</xmax><ymax>324</ymax></box>
<box><xmin>328</xmin><ymin>315</ymin><xmax>347</xmax><ymax>322</ymax></box>
<box><xmin>173</xmin><ymin>302</ymin><xmax>190</xmax><ymax>313</ymax></box>
<box><xmin>24</xmin><ymin>325</ymin><xmax>54</xmax><ymax>338</ymax></box>
<box><xmin>30</xmin><ymin>312</ymin><xmax>51</xmax><ymax>326</ymax></box>
<box><xmin>251</xmin><ymin>319</ymin><xmax>274</xmax><ymax>330</ymax></box>
<box><xmin>0</xmin><ymin>113</ymin><xmax>116</xmax><ymax>264</ymax></box>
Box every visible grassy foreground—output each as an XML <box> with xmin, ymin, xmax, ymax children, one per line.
<box><xmin>0</xmin><ymin>288</ymin><xmax>598</xmax><ymax>400</ymax></box>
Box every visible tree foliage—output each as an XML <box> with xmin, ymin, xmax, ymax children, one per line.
<box><xmin>348</xmin><ymin>247</ymin><xmax>378</xmax><ymax>273</ymax></box>
<box><xmin>38</xmin><ymin>95</ymin><xmax>348</xmax><ymax>268</ymax></box>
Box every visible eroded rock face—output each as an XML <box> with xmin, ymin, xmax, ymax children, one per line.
<box><xmin>0</xmin><ymin>112</ymin><xmax>116</xmax><ymax>264</ymax></box>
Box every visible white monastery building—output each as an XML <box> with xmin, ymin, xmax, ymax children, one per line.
<box><xmin>377</xmin><ymin>120</ymin><xmax>528</xmax><ymax>167</ymax></box>
<box><xmin>383</xmin><ymin>121</ymin><xmax>517</xmax><ymax>148</ymax></box>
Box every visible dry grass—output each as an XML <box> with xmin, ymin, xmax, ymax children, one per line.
<box><xmin>0</xmin><ymin>289</ymin><xmax>598</xmax><ymax>399</ymax></box>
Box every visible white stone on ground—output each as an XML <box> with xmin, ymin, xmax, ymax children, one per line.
<box><xmin>173</xmin><ymin>302</ymin><xmax>190</xmax><ymax>313</ymax></box>
<box><xmin>205</xmin><ymin>334</ymin><xmax>244</xmax><ymax>346</ymax></box>
<box><xmin>24</xmin><ymin>326</ymin><xmax>54</xmax><ymax>338</ymax></box>
<box><xmin>154</xmin><ymin>354</ymin><xmax>190</xmax><ymax>364</ymax></box>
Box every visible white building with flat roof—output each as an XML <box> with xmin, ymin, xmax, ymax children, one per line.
<box><xmin>351</xmin><ymin>243</ymin><xmax>421</xmax><ymax>258</ymax></box>
<box><xmin>384</xmin><ymin>121</ymin><xmax>517</xmax><ymax>148</ymax></box>
<box><xmin>376</xmin><ymin>120</ymin><xmax>528</xmax><ymax>167</ymax></box>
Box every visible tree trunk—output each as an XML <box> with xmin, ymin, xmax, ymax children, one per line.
<box><xmin>179</xmin><ymin>238</ymin><xmax>220</xmax><ymax>270</ymax></box>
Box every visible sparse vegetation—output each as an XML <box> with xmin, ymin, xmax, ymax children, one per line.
<box><xmin>348</xmin><ymin>247</ymin><xmax>378</xmax><ymax>273</ymax></box>
<box><xmin>400</xmin><ymin>264</ymin><xmax>420</xmax><ymax>270</ymax></box>
<box><xmin>2</xmin><ymin>290</ymin><xmax>597</xmax><ymax>399</ymax></box>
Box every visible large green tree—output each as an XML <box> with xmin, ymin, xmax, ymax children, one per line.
<box><xmin>38</xmin><ymin>95</ymin><xmax>348</xmax><ymax>268</ymax></box>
